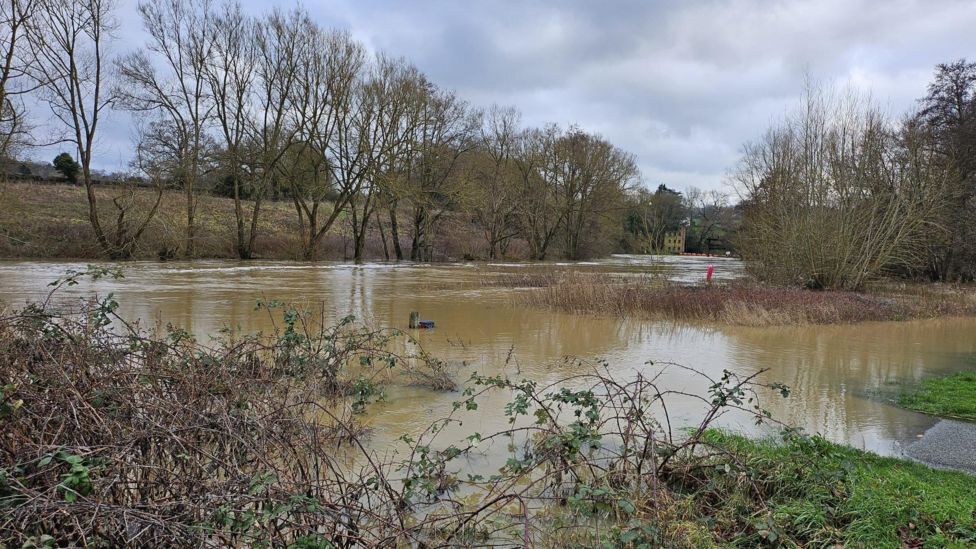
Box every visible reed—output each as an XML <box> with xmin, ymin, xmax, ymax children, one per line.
<box><xmin>512</xmin><ymin>274</ymin><xmax>976</xmax><ymax>326</ymax></box>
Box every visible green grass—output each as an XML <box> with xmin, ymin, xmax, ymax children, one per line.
<box><xmin>690</xmin><ymin>430</ymin><xmax>976</xmax><ymax>547</ymax></box>
<box><xmin>899</xmin><ymin>371</ymin><xmax>976</xmax><ymax>421</ymax></box>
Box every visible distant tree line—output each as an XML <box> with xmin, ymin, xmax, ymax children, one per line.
<box><xmin>5</xmin><ymin>0</ymin><xmax>719</xmax><ymax>262</ymax></box>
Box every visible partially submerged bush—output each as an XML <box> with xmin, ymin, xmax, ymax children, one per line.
<box><xmin>732</xmin><ymin>85</ymin><xmax>949</xmax><ymax>291</ymax></box>
<box><xmin>0</xmin><ymin>267</ymin><xmax>456</xmax><ymax>545</ymax></box>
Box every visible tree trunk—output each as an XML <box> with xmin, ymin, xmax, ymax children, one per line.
<box><xmin>185</xmin><ymin>180</ymin><xmax>196</xmax><ymax>258</ymax></box>
<box><xmin>410</xmin><ymin>207</ymin><xmax>423</xmax><ymax>261</ymax></box>
<box><xmin>83</xmin><ymin>172</ymin><xmax>111</xmax><ymax>256</ymax></box>
<box><xmin>377</xmin><ymin>216</ymin><xmax>389</xmax><ymax>261</ymax></box>
<box><xmin>351</xmin><ymin>191</ymin><xmax>375</xmax><ymax>263</ymax></box>
<box><xmin>246</xmin><ymin>196</ymin><xmax>263</xmax><ymax>259</ymax></box>
<box><xmin>389</xmin><ymin>206</ymin><xmax>403</xmax><ymax>261</ymax></box>
<box><xmin>351</xmin><ymin>208</ymin><xmax>366</xmax><ymax>263</ymax></box>
<box><xmin>233</xmin><ymin>175</ymin><xmax>249</xmax><ymax>259</ymax></box>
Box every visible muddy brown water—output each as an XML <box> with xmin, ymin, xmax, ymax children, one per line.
<box><xmin>1</xmin><ymin>255</ymin><xmax>972</xmax><ymax>463</ymax></box>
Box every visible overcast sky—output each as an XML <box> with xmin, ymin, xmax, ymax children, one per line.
<box><xmin>34</xmin><ymin>0</ymin><xmax>976</xmax><ymax>194</ymax></box>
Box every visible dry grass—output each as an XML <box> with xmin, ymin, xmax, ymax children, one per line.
<box><xmin>0</xmin><ymin>181</ymin><xmax>414</xmax><ymax>260</ymax></box>
<box><xmin>0</xmin><ymin>180</ymin><xmax>514</xmax><ymax>261</ymax></box>
<box><xmin>0</xmin><ymin>180</ymin><xmax>304</xmax><ymax>259</ymax></box>
<box><xmin>510</xmin><ymin>273</ymin><xmax>976</xmax><ymax>326</ymax></box>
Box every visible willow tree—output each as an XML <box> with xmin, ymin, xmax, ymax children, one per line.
<box><xmin>733</xmin><ymin>86</ymin><xmax>948</xmax><ymax>290</ymax></box>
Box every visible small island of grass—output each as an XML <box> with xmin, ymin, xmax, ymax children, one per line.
<box><xmin>899</xmin><ymin>371</ymin><xmax>976</xmax><ymax>421</ymax></box>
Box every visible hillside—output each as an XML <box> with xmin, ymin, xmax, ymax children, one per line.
<box><xmin>0</xmin><ymin>180</ymin><xmax>484</xmax><ymax>261</ymax></box>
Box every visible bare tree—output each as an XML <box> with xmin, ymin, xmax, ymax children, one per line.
<box><xmin>117</xmin><ymin>0</ymin><xmax>215</xmax><ymax>258</ymax></box>
<box><xmin>374</xmin><ymin>66</ymin><xmax>429</xmax><ymax>261</ymax></box>
<box><xmin>0</xmin><ymin>0</ymin><xmax>36</xmax><ymax>162</ymax></box>
<box><xmin>627</xmin><ymin>184</ymin><xmax>686</xmax><ymax>254</ymax></box>
<box><xmin>405</xmin><ymin>85</ymin><xmax>478</xmax><ymax>262</ymax></box>
<box><xmin>513</xmin><ymin>125</ymin><xmax>562</xmax><ymax>260</ymax></box>
<box><xmin>347</xmin><ymin>56</ymin><xmax>424</xmax><ymax>262</ymax></box>
<box><xmin>916</xmin><ymin>59</ymin><xmax>976</xmax><ymax>280</ymax></box>
<box><xmin>206</xmin><ymin>1</ymin><xmax>257</xmax><ymax>258</ymax></box>
<box><xmin>556</xmin><ymin>127</ymin><xmax>638</xmax><ymax>259</ymax></box>
<box><xmin>282</xmin><ymin>27</ymin><xmax>368</xmax><ymax>260</ymax></box>
<box><xmin>684</xmin><ymin>187</ymin><xmax>732</xmax><ymax>253</ymax></box>
<box><xmin>30</xmin><ymin>0</ymin><xmax>156</xmax><ymax>258</ymax></box>
<box><xmin>471</xmin><ymin>105</ymin><xmax>521</xmax><ymax>259</ymax></box>
<box><xmin>511</xmin><ymin>125</ymin><xmax>636</xmax><ymax>260</ymax></box>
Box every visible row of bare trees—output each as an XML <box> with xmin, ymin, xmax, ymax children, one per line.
<box><xmin>1</xmin><ymin>0</ymin><xmax>641</xmax><ymax>261</ymax></box>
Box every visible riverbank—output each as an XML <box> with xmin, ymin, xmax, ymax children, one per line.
<box><xmin>491</xmin><ymin>272</ymin><xmax>976</xmax><ymax>326</ymax></box>
<box><xmin>0</xmin><ymin>180</ymin><xmax>484</xmax><ymax>261</ymax></box>
<box><xmin>696</xmin><ymin>431</ymin><xmax>976</xmax><ymax>547</ymax></box>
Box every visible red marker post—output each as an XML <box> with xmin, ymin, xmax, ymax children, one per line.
<box><xmin>706</xmin><ymin>264</ymin><xmax>714</xmax><ymax>284</ymax></box>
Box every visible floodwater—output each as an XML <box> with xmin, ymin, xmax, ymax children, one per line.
<box><xmin>1</xmin><ymin>255</ymin><xmax>972</xmax><ymax>461</ymax></box>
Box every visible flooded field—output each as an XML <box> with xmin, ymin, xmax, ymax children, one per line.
<box><xmin>1</xmin><ymin>255</ymin><xmax>972</xmax><ymax>460</ymax></box>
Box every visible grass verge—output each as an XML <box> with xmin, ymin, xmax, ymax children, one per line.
<box><xmin>899</xmin><ymin>371</ymin><xmax>976</xmax><ymax>421</ymax></box>
<box><xmin>689</xmin><ymin>430</ymin><xmax>976</xmax><ymax>547</ymax></box>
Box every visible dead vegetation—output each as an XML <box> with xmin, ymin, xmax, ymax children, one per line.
<box><xmin>504</xmin><ymin>272</ymin><xmax>976</xmax><ymax>326</ymax></box>
<box><xmin>0</xmin><ymin>267</ymin><xmax>459</xmax><ymax>545</ymax></box>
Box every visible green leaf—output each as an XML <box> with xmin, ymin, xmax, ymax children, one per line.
<box><xmin>618</xmin><ymin>498</ymin><xmax>636</xmax><ymax>514</ymax></box>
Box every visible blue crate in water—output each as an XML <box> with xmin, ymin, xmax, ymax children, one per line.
<box><xmin>418</xmin><ymin>320</ymin><xmax>435</xmax><ymax>329</ymax></box>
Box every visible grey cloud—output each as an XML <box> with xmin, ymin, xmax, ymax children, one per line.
<box><xmin>37</xmin><ymin>0</ymin><xmax>976</xmax><ymax>194</ymax></box>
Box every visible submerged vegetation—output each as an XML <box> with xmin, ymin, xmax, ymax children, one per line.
<box><xmin>899</xmin><ymin>371</ymin><xmax>976</xmax><ymax>422</ymax></box>
<box><xmin>492</xmin><ymin>271</ymin><xmax>976</xmax><ymax>326</ymax></box>
<box><xmin>0</xmin><ymin>267</ymin><xmax>974</xmax><ymax>546</ymax></box>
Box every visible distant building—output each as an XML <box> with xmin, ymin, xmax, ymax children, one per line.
<box><xmin>662</xmin><ymin>226</ymin><xmax>685</xmax><ymax>254</ymax></box>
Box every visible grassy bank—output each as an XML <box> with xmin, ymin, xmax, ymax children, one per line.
<box><xmin>0</xmin><ymin>180</ymin><xmax>485</xmax><ymax>261</ymax></box>
<box><xmin>690</xmin><ymin>430</ymin><xmax>976</xmax><ymax>547</ymax></box>
<box><xmin>499</xmin><ymin>272</ymin><xmax>976</xmax><ymax>326</ymax></box>
<box><xmin>0</xmin><ymin>180</ymin><xmax>303</xmax><ymax>259</ymax></box>
<box><xmin>899</xmin><ymin>371</ymin><xmax>976</xmax><ymax>421</ymax></box>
